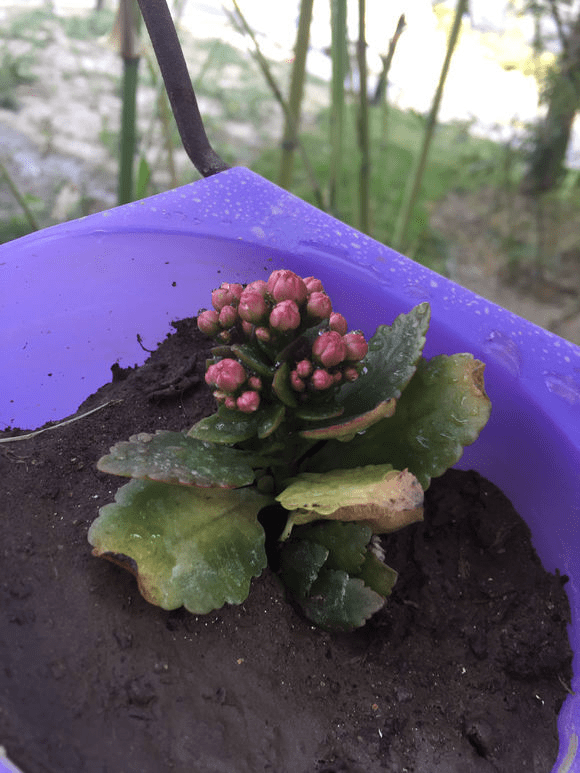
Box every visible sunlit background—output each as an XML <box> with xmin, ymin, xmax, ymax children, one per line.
<box><xmin>1</xmin><ymin>0</ymin><xmax>577</xmax><ymax>159</ymax></box>
<box><xmin>1</xmin><ymin>0</ymin><xmax>580</xmax><ymax>343</ymax></box>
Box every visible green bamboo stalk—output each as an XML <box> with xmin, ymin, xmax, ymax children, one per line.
<box><xmin>278</xmin><ymin>0</ymin><xmax>315</xmax><ymax>190</ymax></box>
<box><xmin>356</xmin><ymin>0</ymin><xmax>370</xmax><ymax>234</ymax></box>
<box><xmin>328</xmin><ymin>0</ymin><xmax>347</xmax><ymax>213</ymax></box>
<box><xmin>230</xmin><ymin>0</ymin><xmax>325</xmax><ymax>209</ymax></box>
<box><xmin>393</xmin><ymin>0</ymin><xmax>467</xmax><ymax>253</ymax></box>
<box><xmin>0</xmin><ymin>159</ymin><xmax>39</xmax><ymax>232</ymax></box>
<box><xmin>118</xmin><ymin>0</ymin><xmax>141</xmax><ymax>205</ymax></box>
<box><xmin>378</xmin><ymin>14</ymin><xmax>406</xmax><ymax>148</ymax></box>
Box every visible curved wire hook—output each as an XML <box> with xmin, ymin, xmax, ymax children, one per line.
<box><xmin>136</xmin><ymin>0</ymin><xmax>230</xmax><ymax>178</ymax></box>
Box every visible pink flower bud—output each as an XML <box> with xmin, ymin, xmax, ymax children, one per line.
<box><xmin>329</xmin><ymin>312</ymin><xmax>348</xmax><ymax>335</ymax></box>
<box><xmin>242</xmin><ymin>321</ymin><xmax>254</xmax><ymax>337</ymax></box>
<box><xmin>306</xmin><ymin>291</ymin><xmax>332</xmax><ymax>320</ymax></box>
<box><xmin>217</xmin><ymin>330</ymin><xmax>231</xmax><ymax>343</ymax></box>
<box><xmin>255</xmin><ymin>326</ymin><xmax>271</xmax><ymax>342</ymax></box>
<box><xmin>290</xmin><ymin>370</ymin><xmax>306</xmax><ymax>392</ymax></box>
<box><xmin>312</xmin><ymin>331</ymin><xmax>346</xmax><ymax>368</ymax></box>
<box><xmin>224</xmin><ymin>283</ymin><xmax>244</xmax><ymax>301</ymax></box>
<box><xmin>311</xmin><ymin>369</ymin><xmax>334</xmax><ymax>390</ymax></box>
<box><xmin>248</xmin><ymin>376</ymin><xmax>262</xmax><ymax>391</ymax></box>
<box><xmin>212</xmin><ymin>285</ymin><xmax>235</xmax><ymax>311</ymax></box>
<box><xmin>343</xmin><ymin>332</ymin><xmax>368</xmax><ymax>362</ymax></box>
<box><xmin>238</xmin><ymin>289</ymin><xmax>269</xmax><ymax>324</ymax></box>
<box><xmin>205</xmin><ymin>359</ymin><xmax>247</xmax><ymax>394</ymax></box>
<box><xmin>218</xmin><ymin>305</ymin><xmax>237</xmax><ymax>328</ymax></box>
<box><xmin>269</xmin><ymin>300</ymin><xmax>301</xmax><ymax>332</ymax></box>
<box><xmin>267</xmin><ymin>269</ymin><xmax>308</xmax><ymax>304</ymax></box>
<box><xmin>224</xmin><ymin>395</ymin><xmax>237</xmax><ymax>410</ymax></box>
<box><xmin>333</xmin><ymin>371</ymin><xmax>342</xmax><ymax>383</ymax></box>
<box><xmin>197</xmin><ymin>309</ymin><xmax>220</xmax><ymax>337</ymax></box>
<box><xmin>343</xmin><ymin>366</ymin><xmax>359</xmax><ymax>382</ymax></box>
<box><xmin>237</xmin><ymin>391</ymin><xmax>260</xmax><ymax>413</ymax></box>
<box><xmin>205</xmin><ymin>363</ymin><xmax>219</xmax><ymax>384</ymax></box>
<box><xmin>304</xmin><ymin>276</ymin><xmax>325</xmax><ymax>294</ymax></box>
<box><xmin>295</xmin><ymin>359</ymin><xmax>313</xmax><ymax>378</ymax></box>
<box><xmin>244</xmin><ymin>280</ymin><xmax>268</xmax><ymax>296</ymax></box>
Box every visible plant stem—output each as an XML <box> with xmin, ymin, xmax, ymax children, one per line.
<box><xmin>230</xmin><ymin>0</ymin><xmax>325</xmax><ymax>209</ymax></box>
<box><xmin>357</xmin><ymin>0</ymin><xmax>370</xmax><ymax>234</ymax></box>
<box><xmin>328</xmin><ymin>0</ymin><xmax>347</xmax><ymax>213</ymax></box>
<box><xmin>0</xmin><ymin>160</ymin><xmax>39</xmax><ymax>232</ymax></box>
<box><xmin>393</xmin><ymin>0</ymin><xmax>467</xmax><ymax>253</ymax></box>
<box><xmin>118</xmin><ymin>59</ymin><xmax>139</xmax><ymax>204</ymax></box>
<box><xmin>117</xmin><ymin>0</ymin><xmax>141</xmax><ymax>204</ymax></box>
<box><xmin>377</xmin><ymin>14</ymin><xmax>405</xmax><ymax>148</ymax></box>
<box><xmin>278</xmin><ymin>0</ymin><xmax>314</xmax><ymax>190</ymax></box>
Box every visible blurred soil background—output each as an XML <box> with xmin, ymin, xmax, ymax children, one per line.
<box><xmin>1</xmin><ymin>0</ymin><xmax>580</xmax><ymax>343</ymax></box>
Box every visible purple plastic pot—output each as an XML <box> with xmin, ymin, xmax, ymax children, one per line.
<box><xmin>2</xmin><ymin>167</ymin><xmax>580</xmax><ymax>772</ymax></box>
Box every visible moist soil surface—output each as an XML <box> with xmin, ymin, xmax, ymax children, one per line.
<box><xmin>0</xmin><ymin>318</ymin><xmax>573</xmax><ymax>773</ymax></box>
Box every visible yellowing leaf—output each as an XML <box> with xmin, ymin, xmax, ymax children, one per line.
<box><xmin>306</xmin><ymin>354</ymin><xmax>492</xmax><ymax>489</ymax></box>
<box><xmin>277</xmin><ymin>464</ymin><xmax>424</xmax><ymax>534</ymax></box>
<box><xmin>89</xmin><ymin>480</ymin><xmax>271</xmax><ymax>613</ymax></box>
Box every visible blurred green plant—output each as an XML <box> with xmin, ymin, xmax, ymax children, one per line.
<box><xmin>61</xmin><ymin>8</ymin><xmax>116</xmax><ymax>40</ymax></box>
<box><xmin>328</xmin><ymin>0</ymin><xmax>348</xmax><ymax>213</ymax></box>
<box><xmin>393</xmin><ymin>0</ymin><xmax>469</xmax><ymax>253</ymax></box>
<box><xmin>228</xmin><ymin>0</ymin><xmax>325</xmax><ymax>208</ymax></box>
<box><xmin>278</xmin><ymin>0</ymin><xmax>315</xmax><ymax>191</ymax></box>
<box><xmin>1</xmin><ymin>6</ymin><xmax>114</xmax><ymax>43</ymax></box>
<box><xmin>113</xmin><ymin>0</ymin><xmax>142</xmax><ymax>205</ymax></box>
<box><xmin>253</xmin><ymin>104</ymin><xmax>507</xmax><ymax>269</ymax></box>
<box><xmin>0</xmin><ymin>160</ymin><xmax>39</xmax><ymax>233</ymax></box>
<box><xmin>0</xmin><ymin>53</ymin><xmax>36</xmax><ymax>110</ymax></box>
<box><xmin>356</xmin><ymin>0</ymin><xmax>371</xmax><ymax>233</ymax></box>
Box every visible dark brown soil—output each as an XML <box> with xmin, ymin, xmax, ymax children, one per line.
<box><xmin>0</xmin><ymin>318</ymin><xmax>573</xmax><ymax>773</ymax></box>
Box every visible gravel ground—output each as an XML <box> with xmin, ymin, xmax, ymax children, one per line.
<box><xmin>0</xmin><ymin>6</ymin><xmax>289</xmax><ymax>229</ymax></box>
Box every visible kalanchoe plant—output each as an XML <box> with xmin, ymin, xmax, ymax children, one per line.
<box><xmin>89</xmin><ymin>269</ymin><xmax>491</xmax><ymax>631</ymax></box>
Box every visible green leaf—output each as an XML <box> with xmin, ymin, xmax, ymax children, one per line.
<box><xmin>135</xmin><ymin>155</ymin><xmax>151</xmax><ymax>200</ymax></box>
<box><xmin>278</xmin><ymin>540</ymin><xmax>329</xmax><ymax>598</ymax></box>
<box><xmin>358</xmin><ymin>550</ymin><xmax>398</xmax><ymax>598</ymax></box>
<box><xmin>88</xmin><ymin>480</ymin><xmax>271</xmax><ymax>613</ymax></box>
<box><xmin>298</xmin><ymin>399</ymin><xmax>395</xmax><ymax>441</ymax></box>
<box><xmin>297</xmin><ymin>521</ymin><xmax>371</xmax><ymax>574</ymax></box>
<box><xmin>231</xmin><ymin>344</ymin><xmax>276</xmax><ymax>378</ymax></box>
<box><xmin>188</xmin><ymin>406</ymin><xmax>261</xmax><ymax>444</ymax></box>
<box><xmin>97</xmin><ymin>431</ymin><xmax>256</xmax><ymax>488</ymax></box>
<box><xmin>307</xmin><ymin>354</ymin><xmax>491</xmax><ymax>489</ymax></box>
<box><xmin>272</xmin><ymin>361</ymin><xmax>298</xmax><ymax>407</ymax></box>
<box><xmin>294</xmin><ymin>403</ymin><xmax>345</xmax><ymax>422</ymax></box>
<box><xmin>278</xmin><ymin>523</ymin><xmax>398</xmax><ymax>630</ymax></box>
<box><xmin>257</xmin><ymin>403</ymin><xmax>286</xmax><ymax>439</ymax></box>
<box><xmin>299</xmin><ymin>569</ymin><xmax>386</xmax><ymax>632</ymax></box>
<box><xmin>339</xmin><ymin>302</ymin><xmax>431</xmax><ymax>412</ymax></box>
<box><xmin>277</xmin><ymin>464</ymin><xmax>424</xmax><ymax>534</ymax></box>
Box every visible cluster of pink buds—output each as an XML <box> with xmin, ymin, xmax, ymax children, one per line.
<box><xmin>198</xmin><ymin>270</ymin><xmax>369</xmax><ymax>412</ymax></box>
<box><xmin>197</xmin><ymin>282</ymin><xmax>245</xmax><ymax>342</ymax></box>
<box><xmin>197</xmin><ymin>270</ymin><xmax>337</xmax><ymax>345</ymax></box>
<box><xmin>205</xmin><ymin>358</ymin><xmax>262</xmax><ymax>413</ymax></box>
<box><xmin>288</xmin><ymin>329</ymin><xmax>368</xmax><ymax>394</ymax></box>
